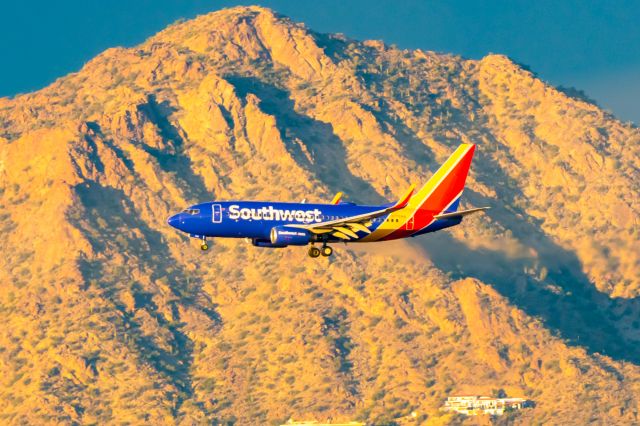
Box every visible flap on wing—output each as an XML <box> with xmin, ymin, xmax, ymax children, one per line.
<box><xmin>434</xmin><ymin>207</ymin><xmax>489</xmax><ymax>220</ymax></box>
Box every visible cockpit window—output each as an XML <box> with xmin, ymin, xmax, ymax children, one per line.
<box><xmin>182</xmin><ymin>208</ymin><xmax>200</xmax><ymax>215</ymax></box>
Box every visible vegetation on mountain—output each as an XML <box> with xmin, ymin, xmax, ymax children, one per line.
<box><xmin>0</xmin><ymin>6</ymin><xmax>638</xmax><ymax>424</ymax></box>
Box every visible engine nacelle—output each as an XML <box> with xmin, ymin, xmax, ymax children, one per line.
<box><xmin>270</xmin><ymin>226</ymin><xmax>312</xmax><ymax>246</ymax></box>
<box><xmin>251</xmin><ymin>238</ymin><xmax>287</xmax><ymax>248</ymax></box>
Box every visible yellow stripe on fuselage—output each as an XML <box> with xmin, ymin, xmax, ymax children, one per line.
<box><xmin>361</xmin><ymin>144</ymin><xmax>474</xmax><ymax>242</ymax></box>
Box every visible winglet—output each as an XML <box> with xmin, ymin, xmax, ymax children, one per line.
<box><xmin>331</xmin><ymin>192</ymin><xmax>343</xmax><ymax>204</ymax></box>
<box><xmin>390</xmin><ymin>184</ymin><xmax>415</xmax><ymax>210</ymax></box>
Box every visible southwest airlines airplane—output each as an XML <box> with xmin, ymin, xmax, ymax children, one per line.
<box><xmin>168</xmin><ymin>144</ymin><xmax>488</xmax><ymax>257</ymax></box>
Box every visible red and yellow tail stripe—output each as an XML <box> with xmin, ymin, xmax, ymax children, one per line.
<box><xmin>362</xmin><ymin>144</ymin><xmax>476</xmax><ymax>241</ymax></box>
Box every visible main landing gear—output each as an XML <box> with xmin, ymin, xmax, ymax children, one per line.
<box><xmin>308</xmin><ymin>246</ymin><xmax>320</xmax><ymax>258</ymax></box>
<box><xmin>308</xmin><ymin>244</ymin><xmax>333</xmax><ymax>258</ymax></box>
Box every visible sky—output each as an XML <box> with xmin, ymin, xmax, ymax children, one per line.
<box><xmin>1</xmin><ymin>0</ymin><xmax>638</xmax><ymax>123</ymax></box>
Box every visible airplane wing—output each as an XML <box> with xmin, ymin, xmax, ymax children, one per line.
<box><xmin>286</xmin><ymin>185</ymin><xmax>415</xmax><ymax>240</ymax></box>
<box><xmin>434</xmin><ymin>207</ymin><xmax>490</xmax><ymax>220</ymax></box>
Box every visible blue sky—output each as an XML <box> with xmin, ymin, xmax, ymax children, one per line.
<box><xmin>2</xmin><ymin>0</ymin><xmax>638</xmax><ymax>123</ymax></box>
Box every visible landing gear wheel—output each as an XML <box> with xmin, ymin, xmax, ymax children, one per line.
<box><xmin>308</xmin><ymin>246</ymin><xmax>321</xmax><ymax>258</ymax></box>
<box><xmin>200</xmin><ymin>242</ymin><xmax>209</xmax><ymax>251</ymax></box>
<box><xmin>321</xmin><ymin>246</ymin><xmax>333</xmax><ymax>257</ymax></box>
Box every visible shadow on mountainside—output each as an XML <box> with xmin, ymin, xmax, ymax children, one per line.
<box><xmin>360</xmin><ymin>101</ymin><xmax>436</xmax><ymax>172</ymax></box>
<box><xmin>359</xmin><ymin>67</ymin><xmax>640</xmax><ymax>365</ymax></box>
<box><xmin>226</xmin><ymin>76</ymin><xmax>386</xmax><ymax>204</ymax></box>
<box><xmin>72</xmin><ymin>183</ymin><xmax>195</xmax><ymax>394</ymax></box>
<box><xmin>70</xmin><ymin>143</ymin><xmax>221</xmax><ymax>413</ymax></box>
<box><xmin>414</xmin><ymin>147</ymin><xmax>640</xmax><ymax>365</ymax></box>
<box><xmin>227</xmin><ymin>74</ymin><xmax>640</xmax><ymax>364</ymax></box>
<box><xmin>140</xmin><ymin>95</ymin><xmax>212</xmax><ymax>204</ymax></box>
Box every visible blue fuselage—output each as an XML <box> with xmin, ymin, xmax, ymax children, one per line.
<box><xmin>167</xmin><ymin>200</ymin><xmax>461</xmax><ymax>244</ymax></box>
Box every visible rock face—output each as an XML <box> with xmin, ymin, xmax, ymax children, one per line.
<box><xmin>0</xmin><ymin>6</ymin><xmax>639</xmax><ymax>424</ymax></box>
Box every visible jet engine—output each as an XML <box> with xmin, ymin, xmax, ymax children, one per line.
<box><xmin>251</xmin><ymin>238</ymin><xmax>287</xmax><ymax>248</ymax></box>
<box><xmin>270</xmin><ymin>226</ymin><xmax>312</xmax><ymax>246</ymax></box>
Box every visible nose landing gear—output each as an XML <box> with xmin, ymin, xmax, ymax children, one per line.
<box><xmin>200</xmin><ymin>237</ymin><xmax>209</xmax><ymax>251</ymax></box>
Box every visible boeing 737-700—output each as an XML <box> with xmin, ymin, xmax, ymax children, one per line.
<box><xmin>167</xmin><ymin>143</ymin><xmax>488</xmax><ymax>257</ymax></box>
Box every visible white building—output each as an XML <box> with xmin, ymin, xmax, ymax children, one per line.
<box><xmin>441</xmin><ymin>395</ymin><xmax>531</xmax><ymax>416</ymax></box>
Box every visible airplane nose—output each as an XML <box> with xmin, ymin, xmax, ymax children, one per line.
<box><xmin>167</xmin><ymin>214</ymin><xmax>181</xmax><ymax>229</ymax></box>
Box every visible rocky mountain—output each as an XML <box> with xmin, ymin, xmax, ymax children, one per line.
<box><xmin>0</xmin><ymin>6</ymin><xmax>639</xmax><ymax>425</ymax></box>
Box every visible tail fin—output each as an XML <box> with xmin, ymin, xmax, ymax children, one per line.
<box><xmin>363</xmin><ymin>144</ymin><xmax>478</xmax><ymax>242</ymax></box>
<box><xmin>409</xmin><ymin>144</ymin><xmax>476</xmax><ymax>215</ymax></box>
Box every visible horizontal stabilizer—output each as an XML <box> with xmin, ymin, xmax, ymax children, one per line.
<box><xmin>434</xmin><ymin>207</ymin><xmax>490</xmax><ymax>220</ymax></box>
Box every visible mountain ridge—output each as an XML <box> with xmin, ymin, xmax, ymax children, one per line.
<box><xmin>1</xmin><ymin>6</ymin><xmax>639</xmax><ymax>424</ymax></box>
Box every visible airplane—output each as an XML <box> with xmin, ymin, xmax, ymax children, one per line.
<box><xmin>167</xmin><ymin>143</ymin><xmax>489</xmax><ymax>258</ymax></box>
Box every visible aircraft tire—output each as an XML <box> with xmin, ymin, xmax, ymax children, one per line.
<box><xmin>200</xmin><ymin>243</ymin><xmax>209</xmax><ymax>251</ymax></box>
<box><xmin>308</xmin><ymin>246</ymin><xmax>321</xmax><ymax>258</ymax></box>
<box><xmin>321</xmin><ymin>246</ymin><xmax>333</xmax><ymax>257</ymax></box>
